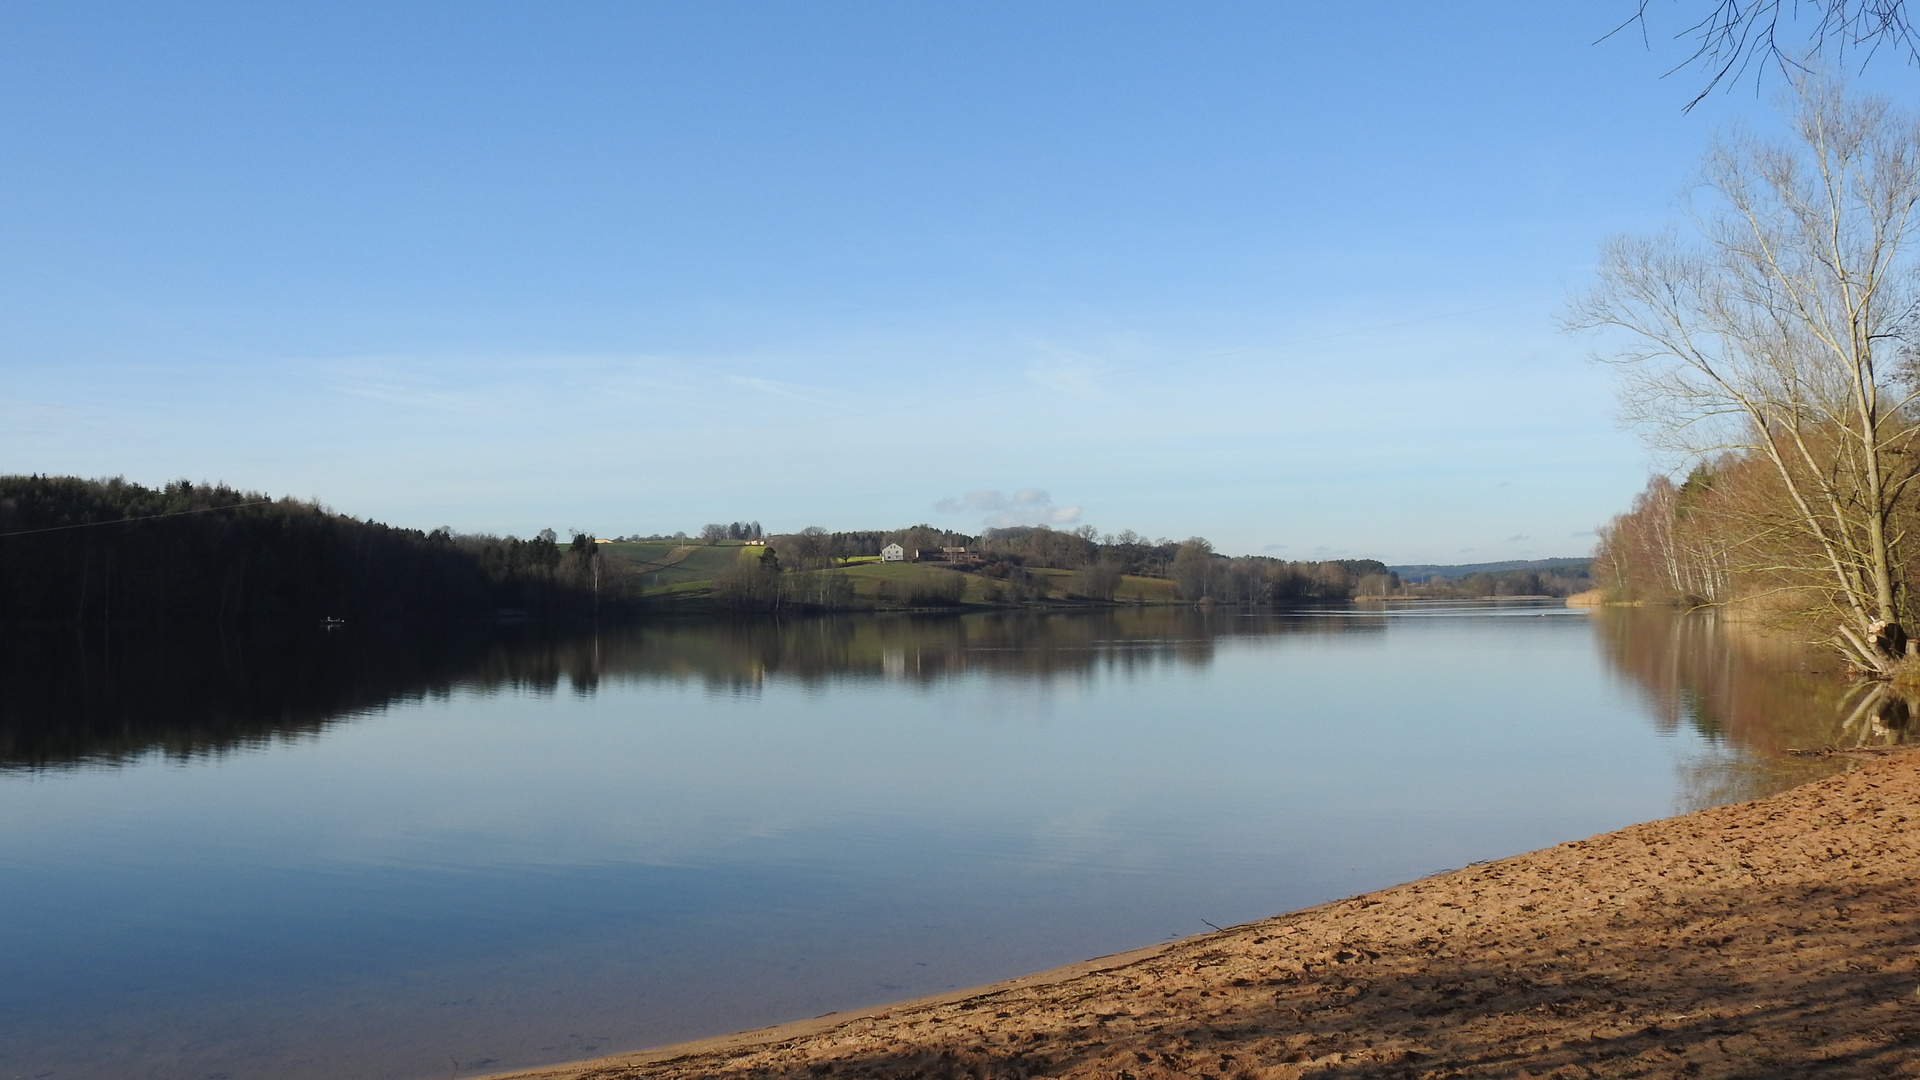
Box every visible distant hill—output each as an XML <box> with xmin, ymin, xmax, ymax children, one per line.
<box><xmin>1388</xmin><ymin>558</ymin><xmax>1591</xmax><ymax>584</ymax></box>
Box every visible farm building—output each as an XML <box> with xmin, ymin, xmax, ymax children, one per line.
<box><xmin>881</xmin><ymin>543</ymin><xmax>905</xmax><ymax>563</ymax></box>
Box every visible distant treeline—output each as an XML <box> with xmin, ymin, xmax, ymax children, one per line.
<box><xmin>0</xmin><ymin>476</ymin><xmax>615</xmax><ymax>624</ymax></box>
<box><xmin>2</xmin><ymin>474</ymin><xmax>1581</xmax><ymax>624</ymax></box>
<box><xmin>1387</xmin><ymin>559</ymin><xmax>1592</xmax><ymax>599</ymax></box>
<box><xmin>756</xmin><ymin>525</ymin><xmax>1593</xmax><ymax>605</ymax></box>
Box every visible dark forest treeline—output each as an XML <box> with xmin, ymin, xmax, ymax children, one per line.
<box><xmin>0</xmin><ymin>476</ymin><xmax>611</xmax><ymax>623</ymax></box>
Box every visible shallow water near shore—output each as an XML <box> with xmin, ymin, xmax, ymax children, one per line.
<box><xmin>0</xmin><ymin>605</ymin><xmax>1868</xmax><ymax>1080</ymax></box>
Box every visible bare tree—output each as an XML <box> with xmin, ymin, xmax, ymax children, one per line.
<box><xmin>1594</xmin><ymin>469</ymin><xmax>1737</xmax><ymax>604</ymax></box>
<box><xmin>1567</xmin><ymin>80</ymin><xmax>1920</xmax><ymax>672</ymax></box>
<box><xmin>1617</xmin><ymin>1</ymin><xmax>1919</xmax><ymax>109</ymax></box>
<box><xmin>1171</xmin><ymin>538</ymin><xmax>1216</xmax><ymax>602</ymax></box>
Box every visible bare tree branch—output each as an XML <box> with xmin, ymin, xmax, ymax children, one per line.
<box><xmin>1610</xmin><ymin>1</ymin><xmax>1920</xmax><ymax>110</ymax></box>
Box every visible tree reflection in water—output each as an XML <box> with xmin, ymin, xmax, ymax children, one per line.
<box><xmin>2</xmin><ymin>610</ymin><xmax>1381</xmax><ymax>770</ymax></box>
<box><xmin>11</xmin><ymin>606</ymin><xmax>1878</xmax><ymax>811</ymax></box>
<box><xmin>1591</xmin><ymin>607</ymin><xmax>1893</xmax><ymax>808</ymax></box>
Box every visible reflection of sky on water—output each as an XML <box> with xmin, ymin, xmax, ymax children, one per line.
<box><xmin>0</xmin><ymin>607</ymin><xmax>1851</xmax><ymax>1080</ymax></box>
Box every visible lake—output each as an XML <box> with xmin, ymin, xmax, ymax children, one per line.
<box><xmin>0</xmin><ymin>604</ymin><xmax>1878</xmax><ymax>1079</ymax></box>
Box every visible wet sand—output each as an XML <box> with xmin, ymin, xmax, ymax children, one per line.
<box><xmin>490</xmin><ymin>748</ymin><xmax>1920</xmax><ymax>1080</ymax></box>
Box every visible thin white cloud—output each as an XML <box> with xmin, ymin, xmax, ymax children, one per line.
<box><xmin>935</xmin><ymin>488</ymin><xmax>1082</xmax><ymax>528</ymax></box>
<box><xmin>1023</xmin><ymin>361</ymin><xmax>1109</xmax><ymax>400</ymax></box>
<box><xmin>330</xmin><ymin>379</ymin><xmax>497</xmax><ymax>414</ymax></box>
<box><xmin>1017</xmin><ymin>333</ymin><xmax>1163</xmax><ymax>401</ymax></box>
<box><xmin>1020</xmin><ymin>339</ymin><xmax>1129</xmax><ymax>400</ymax></box>
<box><xmin>0</xmin><ymin>396</ymin><xmax>87</xmax><ymax>436</ymax></box>
<box><xmin>726</xmin><ymin>375</ymin><xmax>848</xmax><ymax>409</ymax></box>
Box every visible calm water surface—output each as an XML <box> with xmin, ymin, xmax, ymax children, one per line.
<box><xmin>0</xmin><ymin>606</ymin><xmax>1871</xmax><ymax>1079</ymax></box>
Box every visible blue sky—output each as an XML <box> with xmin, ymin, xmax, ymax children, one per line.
<box><xmin>2</xmin><ymin>3</ymin><xmax>1905</xmax><ymax>561</ymax></box>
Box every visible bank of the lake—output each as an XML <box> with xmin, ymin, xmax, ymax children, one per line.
<box><xmin>494</xmin><ymin>748</ymin><xmax>1920</xmax><ymax>1080</ymax></box>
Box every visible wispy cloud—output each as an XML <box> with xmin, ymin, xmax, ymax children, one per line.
<box><xmin>0</xmin><ymin>396</ymin><xmax>87</xmax><ymax>436</ymax></box>
<box><xmin>314</xmin><ymin>350</ymin><xmax>750</xmax><ymax>423</ymax></box>
<box><xmin>319</xmin><ymin>351</ymin><xmax>631</xmax><ymax>415</ymax></box>
<box><xmin>935</xmin><ymin>488</ymin><xmax>1082</xmax><ymax>528</ymax></box>
<box><xmin>726</xmin><ymin>375</ymin><xmax>848</xmax><ymax>409</ymax></box>
<box><xmin>1020</xmin><ymin>338</ymin><xmax>1130</xmax><ymax>400</ymax></box>
<box><xmin>330</xmin><ymin>380</ymin><xmax>499</xmax><ymax>414</ymax></box>
<box><xmin>1024</xmin><ymin>361</ymin><xmax>1109</xmax><ymax>399</ymax></box>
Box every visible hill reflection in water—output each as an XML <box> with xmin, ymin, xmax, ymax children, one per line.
<box><xmin>3</xmin><ymin>609</ymin><xmax>1383</xmax><ymax>769</ymax></box>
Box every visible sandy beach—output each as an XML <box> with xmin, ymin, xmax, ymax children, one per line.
<box><xmin>487</xmin><ymin>746</ymin><xmax>1920</xmax><ymax>1080</ymax></box>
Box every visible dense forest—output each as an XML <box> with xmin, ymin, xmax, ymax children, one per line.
<box><xmin>0</xmin><ymin>475</ymin><xmax>610</xmax><ymax>623</ymax></box>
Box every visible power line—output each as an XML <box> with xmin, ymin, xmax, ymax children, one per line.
<box><xmin>0</xmin><ymin>499</ymin><xmax>275</xmax><ymax>539</ymax></box>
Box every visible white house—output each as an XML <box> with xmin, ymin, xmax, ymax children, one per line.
<box><xmin>881</xmin><ymin>542</ymin><xmax>905</xmax><ymax>563</ymax></box>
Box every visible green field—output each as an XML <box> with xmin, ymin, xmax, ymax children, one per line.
<box><xmin>600</xmin><ymin>541</ymin><xmax>763</xmax><ymax>594</ymax></box>
<box><xmin>1115</xmin><ymin>573</ymin><xmax>1179</xmax><ymax>603</ymax></box>
<box><xmin>1022</xmin><ymin>567</ymin><xmax>1180</xmax><ymax>604</ymax></box>
<box><xmin>830</xmin><ymin>562</ymin><xmax>990</xmax><ymax>604</ymax></box>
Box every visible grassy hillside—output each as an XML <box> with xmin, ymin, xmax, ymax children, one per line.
<box><xmin>833</xmin><ymin>563</ymin><xmax>991</xmax><ymax>604</ymax></box>
<box><xmin>601</xmin><ymin>541</ymin><xmax>762</xmax><ymax>594</ymax></box>
<box><xmin>1115</xmin><ymin>573</ymin><xmax>1179</xmax><ymax>603</ymax></box>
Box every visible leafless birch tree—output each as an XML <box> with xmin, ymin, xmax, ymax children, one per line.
<box><xmin>1567</xmin><ymin>80</ymin><xmax>1920</xmax><ymax>672</ymax></box>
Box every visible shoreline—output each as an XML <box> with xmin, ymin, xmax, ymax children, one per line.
<box><xmin>488</xmin><ymin>747</ymin><xmax>1920</xmax><ymax>1080</ymax></box>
